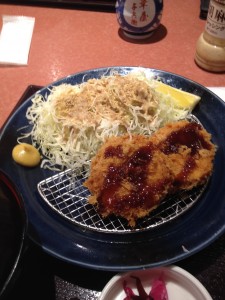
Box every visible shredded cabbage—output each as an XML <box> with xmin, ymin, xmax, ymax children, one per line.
<box><xmin>18</xmin><ymin>71</ymin><xmax>189</xmax><ymax>172</ymax></box>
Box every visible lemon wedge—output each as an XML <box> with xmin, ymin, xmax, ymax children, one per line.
<box><xmin>154</xmin><ymin>81</ymin><xmax>201</xmax><ymax>111</ymax></box>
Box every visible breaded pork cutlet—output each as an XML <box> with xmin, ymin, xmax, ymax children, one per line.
<box><xmin>84</xmin><ymin>135</ymin><xmax>173</xmax><ymax>227</ymax></box>
<box><xmin>151</xmin><ymin>120</ymin><xmax>216</xmax><ymax>191</ymax></box>
<box><xmin>84</xmin><ymin>120</ymin><xmax>216</xmax><ymax>227</ymax></box>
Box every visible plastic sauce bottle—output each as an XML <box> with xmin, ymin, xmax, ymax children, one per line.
<box><xmin>195</xmin><ymin>0</ymin><xmax>225</xmax><ymax>72</ymax></box>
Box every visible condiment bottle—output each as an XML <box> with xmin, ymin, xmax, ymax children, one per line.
<box><xmin>195</xmin><ymin>0</ymin><xmax>225</xmax><ymax>72</ymax></box>
<box><xmin>116</xmin><ymin>0</ymin><xmax>163</xmax><ymax>39</ymax></box>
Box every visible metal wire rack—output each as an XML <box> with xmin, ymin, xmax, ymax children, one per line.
<box><xmin>37</xmin><ymin>167</ymin><xmax>207</xmax><ymax>233</ymax></box>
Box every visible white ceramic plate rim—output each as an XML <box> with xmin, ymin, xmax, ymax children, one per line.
<box><xmin>99</xmin><ymin>265</ymin><xmax>213</xmax><ymax>300</ymax></box>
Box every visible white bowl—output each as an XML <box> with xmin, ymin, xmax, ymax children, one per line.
<box><xmin>99</xmin><ymin>265</ymin><xmax>212</xmax><ymax>300</ymax></box>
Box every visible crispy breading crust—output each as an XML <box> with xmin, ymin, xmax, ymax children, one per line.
<box><xmin>84</xmin><ymin>121</ymin><xmax>216</xmax><ymax>227</ymax></box>
<box><xmin>84</xmin><ymin>135</ymin><xmax>173</xmax><ymax>227</ymax></box>
<box><xmin>151</xmin><ymin>120</ymin><xmax>216</xmax><ymax>190</ymax></box>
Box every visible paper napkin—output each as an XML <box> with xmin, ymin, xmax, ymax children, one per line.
<box><xmin>0</xmin><ymin>15</ymin><xmax>35</xmax><ymax>65</ymax></box>
<box><xmin>207</xmin><ymin>87</ymin><xmax>225</xmax><ymax>102</ymax></box>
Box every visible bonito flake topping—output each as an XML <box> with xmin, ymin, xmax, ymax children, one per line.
<box><xmin>22</xmin><ymin>72</ymin><xmax>193</xmax><ymax>171</ymax></box>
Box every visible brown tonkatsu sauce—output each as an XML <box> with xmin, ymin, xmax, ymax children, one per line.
<box><xmin>98</xmin><ymin>143</ymin><xmax>168</xmax><ymax>215</ymax></box>
<box><xmin>160</xmin><ymin>122</ymin><xmax>213</xmax><ymax>187</ymax></box>
<box><xmin>160</xmin><ymin>122</ymin><xmax>212</xmax><ymax>155</ymax></box>
<box><xmin>104</xmin><ymin>145</ymin><xmax>124</xmax><ymax>158</ymax></box>
<box><xmin>97</xmin><ymin>123</ymin><xmax>213</xmax><ymax>215</ymax></box>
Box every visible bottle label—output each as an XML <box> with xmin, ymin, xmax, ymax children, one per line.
<box><xmin>205</xmin><ymin>0</ymin><xmax>225</xmax><ymax>39</ymax></box>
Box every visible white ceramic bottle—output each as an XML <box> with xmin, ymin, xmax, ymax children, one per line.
<box><xmin>195</xmin><ymin>0</ymin><xmax>225</xmax><ymax>72</ymax></box>
<box><xmin>116</xmin><ymin>0</ymin><xmax>163</xmax><ymax>39</ymax></box>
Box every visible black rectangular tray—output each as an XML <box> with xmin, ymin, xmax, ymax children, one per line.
<box><xmin>2</xmin><ymin>85</ymin><xmax>225</xmax><ymax>300</ymax></box>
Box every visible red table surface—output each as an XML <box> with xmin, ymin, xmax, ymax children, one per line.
<box><xmin>0</xmin><ymin>1</ymin><xmax>225</xmax><ymax>128</ymax></box>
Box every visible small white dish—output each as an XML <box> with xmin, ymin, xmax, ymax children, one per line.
<box><xmin>99</xmin><ymin>265</ymin><xmax>212</xmax><ymax>300</ymax></box>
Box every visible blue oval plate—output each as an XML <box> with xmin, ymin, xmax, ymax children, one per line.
<box><xmin>0</xmin><ymin>67</ymin><xmax>225</xmax><ymax>271</ymax></box>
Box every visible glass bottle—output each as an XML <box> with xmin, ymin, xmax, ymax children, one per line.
<box><xmin>195</xmin><ymin>0</ymin><xmax>225</xmax><ymax>72</ymax></box>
